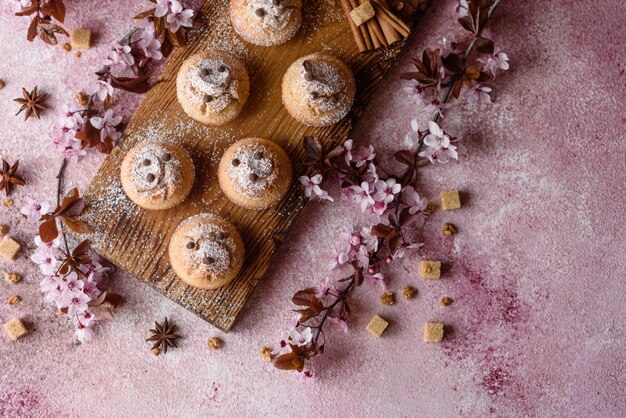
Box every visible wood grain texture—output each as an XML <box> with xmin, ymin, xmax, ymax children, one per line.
<box><xmin>81</xmin><ymin>0</ymin><xmax>426</xmax><ymax>331</ymax></box>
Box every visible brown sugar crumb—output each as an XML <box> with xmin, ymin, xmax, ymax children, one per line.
<box><xmin>0</xmin><ymin>80</ymin><xmax>5</xmax><ymax>89</ymax></box>
<box><xmin>260</xmin><ymin>347</ymin><xmax>273</xmax><ymax>363</ymax></box>
<box><xmin>4</xmin><ymin>272</ymin><xmax>22</xmax><ymax>284</ymax></box>
<box><xmin>74</xmin><ymin>51</ymin><xmax>82</xmax><ymax>58</ymax></box>
<box><xmin>366</xmin><ymin>314</ymin><xmax>389</xmax><ymax>337</ymax></box>
<box><xmin>151</xmin><ymin>347</ymin><xmax>160</xmax><ymax>356</ymax></box>
<box><xmin>442</xmin><ymin>223</ymin><xmax>457</xmax><ymax>236</ymax></box>
<box><xmin>3</xmin><ymin>198</ymin><xmax>14</xmax><ymax>207</ymax></box>
<box><xmin>3</xmin><ymin>317</ymin><xmax>28</xmax><ymax>340</ymax></box>
<box><xmin>440</xmin><ymin>297</ymin><xmax>454</xmax><ymax>306</ymax></box>
<box><xmin>62</xmin><ymin>42</ymin><xmax>72</xmax><ymax>52</ymax></box>
<box><xmin>424</xmin><ymin>202</ymin><xmax>437</xmax><ymax>215</ymax></box>
<box><xmin>440</xmin><ymin>190</ymin><xmax>461</xmax><ymax>211</ymax></box>
<box><xmin>419</xmin><ymin>260</ymin><xmax>441</xmax><ymax>280</ymax></box>
<box><xmin>423</xmin><ymin>322</ymin><xmax>444</xmax><ymax>342</ymax></box>
<box><xmin>379</xmin><ymin>291</ymin><xmax>395</xmax><ymax>305</ymax></box>
<box><xmin>207</xmin><ymin>336</ymin><xmax>222</xmax><ymax>350</ymax></box>
<box><xmin>0</xmin><ymin>224</ymin><xmax>7</xmax><ymax>236</ymax></box>
<box><xmin>0</xmin><ymin>236</ymin><xmax>21</xmax><ymax>261</ymax></box>
<box><xmin>402</xmin><ymin>286</ymin><xmax>417</xmax><ymax>299</ymax></box>
<box><xmin>7</xmin><ymin>295</ymin><xmax>21</xmax><ymax>305</ymax></box>
<box><xmin>75</xmin><ymin>91</ymin><xmax>89</xmax><ymax>107</ymax></box>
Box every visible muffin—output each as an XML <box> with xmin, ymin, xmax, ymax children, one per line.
<box><xmin>120</xmin><ymin>141</ymin><xmax>195</xmax><ymax>210</ymax></box>
<box><xmin>176</xmin><ymin>50</ymin><xmax>250</xmax><ymax>126</ymax></box>
<box><xmin>169</xmin><ymin>214</ymin><xmax>245</xmax><ymax>289</ymax></box>
<box><xmin>218</xmin><ymin>137</ymin><xmax>292</xmax><ymax>210</ymax></box>
<box><xmin>230</xmin><ymin>0</ymin><xmax>302</xmax><ymax>46</ymax></box>
<box><xmin>282</xmin><ymin>53</ymin><xmax>356</xmax><ymax>126</ymax></box>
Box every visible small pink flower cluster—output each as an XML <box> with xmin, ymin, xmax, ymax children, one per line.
<box><xmin>48</xmin><ymin>1</ymin><xmax>196</xmax><ymax>158</ymax></box>
<box><xmin>32</xmin><ymin>235</ymin><xmax>112</xmax><ymax>342</ymax></box>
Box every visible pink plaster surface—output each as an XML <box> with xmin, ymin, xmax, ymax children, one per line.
<box><xmin>1</xmin><ymin>0</ymin><xmax>625</xmax><ymax>416</ymax></box>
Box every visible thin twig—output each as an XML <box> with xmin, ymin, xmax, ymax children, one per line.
<box><xmin>313</xmin><ymin>276</ymin><xmax>356</xmax><ymax>345</ymax></box>
<box><xmin>56</xmin><ymin>158</ymin><xmax>71</xmax><ymax>255</ymax></box>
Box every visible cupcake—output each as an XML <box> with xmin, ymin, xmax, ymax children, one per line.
<box><xmin>281</xmin><ymin>52</ymin><xmax>356</xmax><ymax>126</ymax></box>
<box><xmin>169</xmin><ymin>214</ymin><xmax>245</xmax><ymax>289</ymax></box>
<box><xmin>218</xmin><ymin>137</ymin><xmax>292</xmax><ymax>210</ymax></box>
<box><xmin>176</xmin><ymin>50</ymin><xmax>250</xmax><ymax>126</ymax></box>
<box><xmin>120</xmin><ymin>141</ymin><xmax>195</xmax><ymax>210</ymax></box>
<box><xmin>230</xmin><ymin>0</ymin><xmax>302</xmax><ymax>46</ymax></box>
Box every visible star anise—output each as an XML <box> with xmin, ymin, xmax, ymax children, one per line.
<box><xmin>0</xmin><ymin>160</ymin><xmax>26</xmax><ymax>196</ymax></box>
<box><xmin>146</xmin><ymin>317</ymin><xmax>181</xmax><ymax>355</ymax></box>
<box><xmin>14</xmin><ymin>86</ymin><xmax>48</xmax><ymax>120</ymax></box>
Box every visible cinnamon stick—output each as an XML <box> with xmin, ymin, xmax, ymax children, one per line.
<box><xmin>376</xmin><ymin>0</ymin><xmax>401</xmax><ymax>44</ymax></box>
<box><xmin>349</xmin><ymin>0</ymin><xmax>373</xmax><ymax>50</ymax></box>
<box><xmin>371</xmin><ymin>0</ymin><xmax>411</xmax><ymax>36</ymax></box>
<box><xmin>341</xmin><ymin>0</ymin><xmax>367</xmax><ymax>52</ymax></box>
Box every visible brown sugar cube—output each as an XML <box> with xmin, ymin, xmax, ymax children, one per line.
<box><xmin>440</xmin><ymin>190</ymin><xmax>461</xmax><ymax>211</ymax></box>
<box><xmin>4</xmin><ymin>272</ymin><xmax>22</xmax><ymax>284</ymax></box>
<box><xmin>379</xmin><ymin>291</ymin><xmax>395</xmax><ymax>305</ymax></box>
<box><xmin>350</xmin><ymin>2</ymin><xmax>375</xmax><ymax>26</ymax></box>
<box><xmin>0</xmin><ymin>224</ymin><xmax>7</xmax><ymax>236</ymax></box>
<box><xmin>70</xmin><ymin>29</ymin><xmax>91</xmax><ymax>49</ymax></box>
<box><xmin>366</xmin><ymin>314</ymin><xmax>389</xmax><ymax>337</ymax></box>
<box><xmin>3</xmin><ymin>318</ymin><xmax>28</xmax><ymax>340</ymax></box>
<box><xmin>3</xmin><ymin>198</ymin><xmax>13</xmax><ymax>207</ymax></box>
<box><xmin>419</xmin><ymin>260</ymin><xmax>441</xmax><ymax>280</ymax></box>
<box><xmin>0</xmin><ymin>236</ymin><xmax>21</xmax><ymax>261</ymax></box>
<box><xmin>423</xmin><ymin>322</ymin><xmax>444</xmax><ymax>342</ymax></box>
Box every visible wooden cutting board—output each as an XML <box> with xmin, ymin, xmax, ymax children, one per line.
<box><xmin>81</xmin><ymin>0</ymin><xmax>426</xmax><ymax>331</ymax></box>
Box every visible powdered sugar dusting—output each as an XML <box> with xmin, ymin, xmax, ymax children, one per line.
<box><xmin>181</xmin><ymin>221</ymin><xmax>238</xmax><ymax>277</ymax></box>
<box><xmin>226</xmin><ymin>143</ymin><xmax>279</xmax><ymax>198</ymax></box>
<box><xmin>125</xmin><ymin>143</ymin><xmax>184</xmax><ymax>201</ymax></box>
<box><xmin>230</xmin><ymin>0</ymin><xmax>302</xmax><ymax>46</ymax></box>
<box><xmin>184</xmin><ymin>57</ymin><xmax>240</xmax><ymax>112</ymax></box>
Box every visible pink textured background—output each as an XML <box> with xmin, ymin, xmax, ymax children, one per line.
<box><xmin>1</xmin><ymin>0</ymin><xmax>625</xmax><ymax>416</ymax></box>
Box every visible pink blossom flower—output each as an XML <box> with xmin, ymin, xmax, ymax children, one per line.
<box><xmin>466</xmin><ymin>84</ymin><xmax>492</xmax><ymax>105</ymax></box>
<box><xmin>478</xmin><ymin>47</ymin><xmax>509</xmax><ymax>78</ymax></box>
<box><xmin>393</xmin><ymin>242</ymin><xmax>424</xmax><ymax>259</ymax></box>
<box><xmin>359</xmin><ymin>226</ymin><xmax>378</xmax><ymax>252</ymax></box>
<box><xmin>105</xmin><ymin>44</ymin><xmax>135</xmax><ymax>67</ymax></box>
<box><xmin>74</xmin><ymin>312</ymin><xmax>96</xmax><ymax>343</ymax></box>
<box><xmin>288</xmin><ymin>327</ymin><xmax>313</xmax><ymax>347</ymax></box>
<box><xmin>374</xmin><ymin>178</ymin><xmax>401</xmax><ymax>204</ymax></box>
<box><xmin>362</xmin><ymin>163</ymin><xmax>379</xmax><ymax>184</ymax></box>
<box><xmin>31</xmin><ymin>236</ymin><xmax>63</xmax><ymax>275</ymax></box>
<box><xmin>86</xmin><ymin>79</ymin><xmax>114</xmax><ymax>102</ymax></box>
<box><xmin>343</xmin><ymin>139</ymin><xmax>354</xmax><ymax>165</ymax></box>
<box><xmin>166</xmin><ymin>1</ymin><xmax>194</xmax><ymax>33</ymax></box>
<box><xmin>328</xmin><ymin>245</ymin><xmax>350</xmax><ymax>270</ymax></box>
<box><xmin>40</xmin><ymin>274</ymin><xmax>63</xmax><ymax>306</ymax></box>
<box><xmin>20</xmin><ymin>197</ymin><xmax>52</xmax><ymax>222</ymax></box>
<box><xmin>404</xmin><ymin>118</ymin><xmax>421</xmax><ymax>150</ymax></box>
<box><xmin>155</xmin><ymin>0</ymin><xmax>175</xmax><ymax>17</ymax></box>
<box><xmin>351</xmin><ymin>181</ymin><xmax>375</xmax><ymax>212</ymax></box>
<box><xmin>300</xmin><ymin>174</ymin><xmax>333</xmax><ymax>202</ymax></box>
<box><xmin>61</xmin><ymin>289</ymin><xmax>91</xmax><ymax>317</ymax></box>
<box><xmin>352</xmin><ymin>145</ymin><xmax>375</xmax><ymax>167</ymax></box>
<box><xmin>91</xmin><ymin>109</ymin><xmax>123</xmax><ymax>142</ymax></box>
<box><xmin>366</xmin><ymin>272</ymin><xmax>386</xmax><ymax>290</ymax></box>
<box><xmin>61</xmin><ymin>138</ymin><xmax>87</xmax><ymax>163</ymax></box>
<box><xmin>139</xmin><ymin>33</ymin><xmax>163</xmax><ymax>63</ymax></box>
<box><xmin>419</xmin><ymin>121</ymin><xmax>458</xmax><ymax>163</ymax></box>
<box><xmin>403</xmin><ymin>186</ymin><xmax>428</xmax><ymax>215</ymax></box>
<box><xmin>12</xmin><ymin>0</ymin><xmax>31</xmax><ymax>11</ymax></box>
<box><xmin>316</xmin><ymin>277</ymin><xmax>339</xmax><ymax>305</ymax></box>
<box><xmin>455</xmin><ymin>0</ymin><xmax>468</xmax><ymax>16</ymax></box>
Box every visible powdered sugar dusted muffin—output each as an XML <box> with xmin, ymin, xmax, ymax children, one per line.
<box><xmin>120</xmin><ymin>141</ymin><xmax>195</xmax><ymax>210</ymax></box>
<box><xmin>176</xmin><ymin>50</ymin><xmax>250</xmax><ymax>126</ymax></box>
<box><xmin>218</xmin><ymin>137</ymin><xmax>292</xmax><ymax>210</ymax></box>
<box><xmin>230</xmin><ymin>0</ymin><xmax>302</xmax><ymax>46</ymax></box>
<box><xmin>282</xmin><ymin>53</ymin><xmax>356</xmax><ymax>126</ymax></box>
<box><xmin>169</xmin><ymin>214</ymin><xmax>245</xmax><ymax>289</ymax></box>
